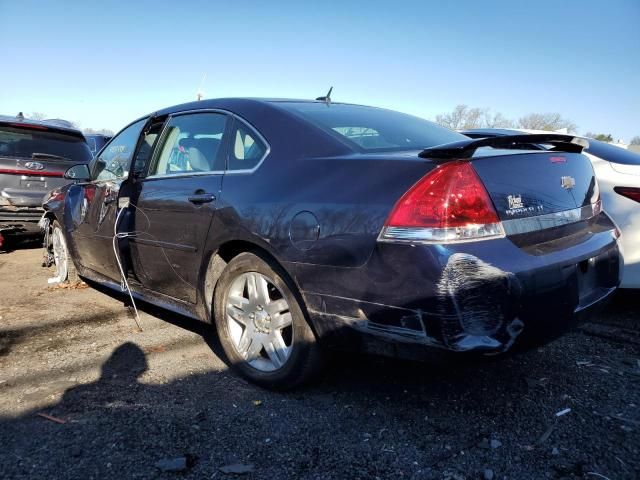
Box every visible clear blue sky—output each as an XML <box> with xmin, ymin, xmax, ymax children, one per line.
<box><xmin>1</xmin><ymin>0</ymin><xmax>638</xmax><ymax>140</ymax></box>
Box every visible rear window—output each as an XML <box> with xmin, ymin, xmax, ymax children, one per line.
<box><xmin>277</xmin><ymin>102</ymin><xmax>466</xmax><ymax>152</ymax></box>
<box><xmin>0</xmin><ymin>124</ymin><xmax>92</xmax><ymax>163</ymax></box>
<box><xmin>586</xmin><ymin>140</ymin><xmax>640</xmax><ymax>166</ymax></box>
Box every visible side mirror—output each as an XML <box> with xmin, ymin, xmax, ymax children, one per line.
<box><xmin>64</xmin><ymin>164</ymin><xmax>91</xmax><ymax>181</ymax></box>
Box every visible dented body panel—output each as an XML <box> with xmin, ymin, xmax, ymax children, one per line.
<box><xmin>292</xmin><ymin>212</ymin><xmax>619</xmax><ymax>355</ymax></box>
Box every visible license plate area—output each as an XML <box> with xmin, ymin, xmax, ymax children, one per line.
<box><xmin>577</xmin><ymin>257</ymin><xmax>598</xmax><ymax>302</ymax></box>
<box><xmin>20</xmin><ymin>178</ymin><xmax>46</xmax><ymax>189</ymax></box>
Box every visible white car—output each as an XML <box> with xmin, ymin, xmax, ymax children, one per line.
<box><xmin>461</xmin><ymin>128</ymin><xmax>640</xmax><ymax>288</ymax></box>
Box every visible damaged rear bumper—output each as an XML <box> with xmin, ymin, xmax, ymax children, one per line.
<box><xmin>0</xmin><ymin>206</ymin><xmax>44</xmax><ymax>234</ymax></box>
<box><xmin>297</xmin><ymin>214</ymin><xmax>620</xmax><ymax>359</ymax></box>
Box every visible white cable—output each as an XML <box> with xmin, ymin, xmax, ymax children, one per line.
<box><xmin>113</xmin><ymin>204</ymin><xmax>142</xmax><ymax>330</ymax></box>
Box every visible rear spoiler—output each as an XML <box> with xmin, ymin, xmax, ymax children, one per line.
<box><xmin>0</xmin><ymin>120</ymin><xmax>84</xmax><ymax>138</ymax></box>
<box><xmin>419</xmin><ymin>134</ymin><xmax>589</xmax><ymax>161</ymax></box>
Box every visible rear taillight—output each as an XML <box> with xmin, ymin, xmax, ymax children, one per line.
<box><xmin>46</xmin><ymin>189</ymin><xmax>66</xmax><ymax>202</ymax></box>
<box><xmin>379</xmin><ymin>161</ymin><xmax>505</xmax><ymax>243</ymax></box>
<box><xmin>614</xmin><ymin>186</ymin><xmax>640</xmax><ymax>203</ymax></box>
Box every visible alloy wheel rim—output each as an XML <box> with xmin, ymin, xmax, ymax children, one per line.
<box><xmin>226</xmin><ymin>272</ymin><xmax>293</xmax><ymax>372</ymax></box>
<box><xmin>52</xmin><ymin>227</ymin><xmax>68</xmax><ymax>282</ymax></box>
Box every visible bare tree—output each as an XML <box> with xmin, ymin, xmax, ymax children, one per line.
<box><xmin>435</xmin><ymin>105</ymin><xmax>487</xmax><ymax>130</ymax></box>
<box><xmin>585</xmin><ymin>132</ymin><xmax>613</xmax><ymax>142</ymax></box>
<box><xmin>28</xmin><ymin>112</ymin><xmax>47</xmax><ymax>120</ymax></box>
<box><xmin>517</xmin><ymin>113</ymin><xmax>577</xmax><ymax>133</ymax></box>
<box><xmin>483</xmin><ymin>111</ymin><xmax>514</xmax><ymax>128</ymax></box>
<box><xmin>630</xmin><ymin>136</ymin><xmax>640</xmax><ymax>145</ymax></box>
<box><xmin>83</xmin><ymin>127</ymin><xmax>115</xmax><ymax>136</ymax></box>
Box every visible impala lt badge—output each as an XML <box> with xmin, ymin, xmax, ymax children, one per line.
<box><xmin>506</xmin><ymin>194</ymin><xmax>544</xmax><ymax>216</ymax></box>
<box><xmin>507</xmin><ymin>194</ymin><xmax>524</xmax><ymax>210</ymax></box>
<box><xmin>24</xmin><ymin>161</ymin><xmax>44</xmax><ymax>171</ymax></box>
<box><xmin>561</xmin><ymin>176</ymin><xmax>576</xmax><ymax>190</ymax></box>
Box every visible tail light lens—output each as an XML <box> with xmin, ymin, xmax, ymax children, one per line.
<box><xmin>379</xmin><ymin>161</ymin><xmax>505</xmax><ymax>243</ymax></box>
<box><xmin>614</xmin><ymin>186</ymin><xmax>640</xmax><ymax>203</ymax></box>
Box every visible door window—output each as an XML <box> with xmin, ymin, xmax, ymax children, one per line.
<box><xmin>228</xmin><ymin>122</ymin><xmax>268</xmax><ymax>171</ymax></box>
<box><xmin>92</xmin><ymin>119</ymin><xmax>146</xmax><ymax>181</ymax></box>
<box><xmin>149</xmin><ymin>113</ymin><xmax>227</xmax><ymax>176</ymax></box>
<box><xmin>132</xmin><ymin>119</ymin><xmax>166</xmax><ymax>176</ymax></box>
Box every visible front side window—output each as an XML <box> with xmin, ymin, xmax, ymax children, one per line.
<box><xmin>149</xmin><ymin>113</ymin><xmax>227</xmax><ymax>176</ymax></box>
<box><xmin>92</xmin><ymin>119</ymin><xmax>146</xmax><ymax>181</ymax></box>
<box><xmin>228</xmin><ymin>123</ymin><xmax>267</xmax><ymax>171</ymax></box>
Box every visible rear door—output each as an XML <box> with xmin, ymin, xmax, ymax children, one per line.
<box><xmin>0</xmin><ymin>122</ymin><xmax>92</xmax><ymax>207</ymax></box>
<box><xmin>66</xmin><ymin>119</ymin><xmax>147</xmax><ymax>280</ymax></box>
<box><xmin>128</xmin><ymin>111</ymin><xmax>230</xmax><ymax>303</ymax></box>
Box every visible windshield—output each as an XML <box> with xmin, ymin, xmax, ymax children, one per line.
<box><xmin>0</xmin><ymin>124</ymin><xmax>92</xmax><ymax>163</ymax></box>
<box><xmin>277</xmin><ymin>102</ymin><xmax>466</xmax><ymax>152</ymax></box>
<box><xmin>586</xmin><ymin>139</ymin><xmax>640</xmax><ymax>166</ymax></box>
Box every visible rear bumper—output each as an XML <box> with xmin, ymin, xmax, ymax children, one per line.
<box><xmin>296</xmin><ymin>213</ymin><xmax>620</xmax><ymax>358</ymax></box>
<box><xmin>0</xmin><ymin>207</ymin><xmax>44</xmax><ymax>234</ymax></box>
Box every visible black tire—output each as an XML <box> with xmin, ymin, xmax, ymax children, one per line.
<box><xmin>213</xmin><ymin>251</ymin><xmax>323</xmax><ymax>390</ymax></box>
<box><xmin>51</xmin><ymin>220</ymin><xmax>78</xmax><ymax>284</ymax></box>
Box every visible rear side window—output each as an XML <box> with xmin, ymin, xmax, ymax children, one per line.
<box><xmin>586</xmin><ymin>140</ymin><xmax>640</xmax><ymax>166</ymax></box>
<box><xmin>277</xmin><ymin>102</ymin><xmax>466</xmax><ymax>152</ymax></box>
<box><xmin>150</xmin><ymin>113</ymin><xmax>228</xmax><ymax>176</ymax></box>
<box><xmin>228</xmin><ymin>122</ymin><xmax>267</xmax><ymax>171</ymax></box>
<box><xmin>0</xmin><ymin>124</ymin><xmax>92</xmax><ymax>163</ymax></box>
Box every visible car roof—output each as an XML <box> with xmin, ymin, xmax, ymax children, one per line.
<box><xmin>148</xmin><ymin>98</ymin><xmax>377</xmax><ymax>118</ymax></box>
<box><xmin>0</xmin><ymin>114</ymin><xmax>83</xmax><ymax>135</ymax></box>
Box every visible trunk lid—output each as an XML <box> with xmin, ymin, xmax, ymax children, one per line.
<box><xmin>470</xmin><ymin>149</ymin><xmax>599</xmax><ymax>222</ymax></box>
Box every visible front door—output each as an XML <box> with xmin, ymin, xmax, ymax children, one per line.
<box><xmin>128</xmin><ymin>112</ymin><xmax>230</xmax><ymax>303</ymax></box>
<box><xmin>66</xmin><ymin>119</ymin><xmax>147</xmax><ymax>281</ymax></box>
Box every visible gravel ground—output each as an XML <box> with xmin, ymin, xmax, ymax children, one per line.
<box><xmin>0</xmin><ymin>244</ymin><xmax>639</xmax><ymax>480</ymax></box>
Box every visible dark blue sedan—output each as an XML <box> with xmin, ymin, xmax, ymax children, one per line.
<box><xmin>45</xmin><ymin>98</ymin><xmax>620</xmax><ymax>388</ymax></box>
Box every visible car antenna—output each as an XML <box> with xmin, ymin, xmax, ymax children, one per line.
<box><xmin>196</xmin><ymin>73</ymin><xmax>207</xmax><ymax>101</ymax></box>
<box><xmin>316</xmin><ymin>86</ymin><xmax>333</xmax><ymax>105</ymax></box>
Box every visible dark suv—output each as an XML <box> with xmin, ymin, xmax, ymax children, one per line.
<box><xmin>84</xmin><ymin>134</ymin><xmax>112</xmax><ymax>155</ymax></box>
<box><xmin>0</xmin><ymin>114</ymin><xmax>92</xmax><ymax>240</ymax></box>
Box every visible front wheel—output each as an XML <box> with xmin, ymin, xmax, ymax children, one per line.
<box><xmin>49</xmin><ymin>220</ymin><xmax>78</xmax><ymax>284</ymax></box>
<box><xmin>213</xmin><ymin>252</ymin><xmax>323</xmax><ymax>389</ymax></box>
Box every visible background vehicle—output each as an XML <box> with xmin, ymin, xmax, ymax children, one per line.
<box><xmin>84</xmin><ymin>134</ymin><xmax>112</xmax><ymax>155</ymax></box>
<box><xmin>50</xmin><ymin>99</ymin><xmax>619</xmax><ymax>389</ymax></box>
<box><xmin>0</xmin><ymin>114</ymin><xmax>92</xmax><ymax>240</ymax></box>
<box><xmin>462</xmin><ymin>128</ymin><xmax>640</xmax><ymax>288</ymax></box>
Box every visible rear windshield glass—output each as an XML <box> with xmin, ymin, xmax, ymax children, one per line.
<box><xmin>0</xmin><ymin>124</ymin><xmax>92</xmax><ymax>163</ymax></box>
<box><xmin>277</xmin><ymin>102</ymin><xmax>466</xmax><ymax>152</ymax></box>
<box><xmin>586</xmin><ymin>139</ymin><xmax>640</xmax><ymax>165</ymax></box>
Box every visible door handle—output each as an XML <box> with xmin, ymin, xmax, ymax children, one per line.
<box><xmin>188</xmin><ymin>193</ymin><xmax>216</xmax><ymax>204</ymax></box>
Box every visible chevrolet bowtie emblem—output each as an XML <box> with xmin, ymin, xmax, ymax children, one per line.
<box><xmin>561</xmin><ymin>176</ymin><xmax>576</xmax><ymax>190</ymax></box>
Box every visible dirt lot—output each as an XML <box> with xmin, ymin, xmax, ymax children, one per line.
<box><xmin>0</xmin><ymin>244</ymin><xmax>639</xmax><ymax>479</ymax></box>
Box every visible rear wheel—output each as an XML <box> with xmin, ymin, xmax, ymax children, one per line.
<box><xmin>50</xmin><ymin>220</ymin><xmax>78</xmax><ymax>284</ymax></box>
<box><xmin>213</xmin><ymin>252</ymin><xmax>323</xmax><ymax>389</ymax></box>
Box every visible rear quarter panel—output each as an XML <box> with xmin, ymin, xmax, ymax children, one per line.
<box><xmin>210</xmin><ymin>154</ymin><xmax>432</xmax><ymax>267</ymax></box>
